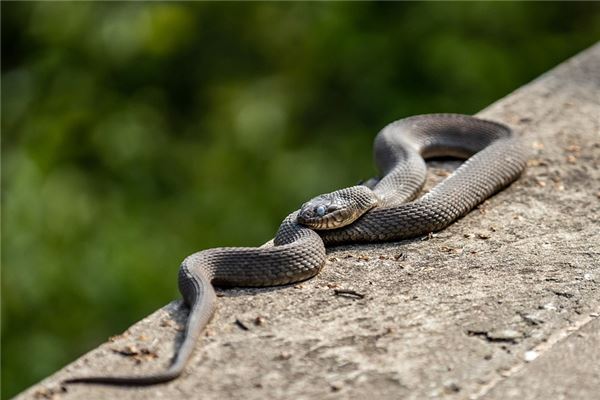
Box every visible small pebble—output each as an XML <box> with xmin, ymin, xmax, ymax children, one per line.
<box><xmin>487</xmin><ymin>329</ymin><xmax>522</xmax><ymax>341</ymax></box>
<box><xmin>524</xmin><ymin>350</ymin><xmax>539</xmax><ymax>362</ymax></box>
<box><xmin>276</xmin><ymin>351</ymin><xmax>292</xmax><ymax>361</ymax></box>
<box><xmin>532</xmin><ymin>141</ymin><xmax>544</xmax><ymax>150</ymax></box>
<box><xmin>443</xmin><ymin>381</ymin><xmax>461</xmax><ymax>393</ymax></box>
<box><xmin>542</xmin><ymin>303</ymin><xmax>557</xmax><ymax>311</ymax></box>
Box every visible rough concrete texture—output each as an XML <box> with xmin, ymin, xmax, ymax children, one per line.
<box><xmin>482</xmin><ymin>318</ymin><xmax>600</xmax><ymax>400</ymax></box>
<box><xmin>16</xmin><ymin>44</ymin><xmax>600</xmax><ymax>400</ymax></box>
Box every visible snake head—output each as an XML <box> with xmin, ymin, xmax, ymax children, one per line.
<box><xmin>297</xmin><ymin>186</ymin><xmax>379</xmax><ymax>230</ymax></box>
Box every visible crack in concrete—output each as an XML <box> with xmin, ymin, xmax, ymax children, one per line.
<box><xmin>470</xmin><ymin>313</ymin><xmax>600</xmax><ymax>400</ymax></box>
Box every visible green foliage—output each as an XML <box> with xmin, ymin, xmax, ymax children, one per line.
<box><xmin>2</xmin><ymin>2</ymin><xmax>599</xmax><ymax>398</ymax></box>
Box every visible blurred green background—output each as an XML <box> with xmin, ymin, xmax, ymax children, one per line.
<box><xmin>2</xmin><ymin>2</ymin><xmax>599</xmax><ymax>398</ymax></box>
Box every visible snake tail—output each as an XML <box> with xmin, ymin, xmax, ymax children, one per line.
<box><xmin>63</xmin><ymin>266</ymin><xmax>216</xmax><ymax>386</ymax></box>
<box><xmin>64</xmin><ymin>214</ymin><xmax>325</xmax><ymax>385</ymax></box>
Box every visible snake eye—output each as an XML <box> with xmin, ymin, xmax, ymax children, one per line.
<box><xmin>316</xmin><ymin>205</ymin><xmax>326</xmax><ymax>216</ymax></box>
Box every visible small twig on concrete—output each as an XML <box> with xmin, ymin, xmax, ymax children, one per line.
<box><xmin>235</xmin><ymin>318</ymin><xmax>249</xmax><ymax>331</ymax></box>
<box><xmin>110</xmin><ymin>345</ymin><xmax>159</xmax><ymax>364</ymax></box>
<box><xmin>421</xmin><ymin>232</ymin><xmax>435</xmax><ymax>241</ymax></box>
<box><xmin>334</xmin><ymin>289</ymin><xmax>365</xmax><ymax>299</ymax></box>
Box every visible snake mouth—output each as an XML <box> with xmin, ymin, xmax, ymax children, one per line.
<box><xmin>298</xmin><ymin>208</ymin><xmax>352</xmax><ymax>230</ymax></box>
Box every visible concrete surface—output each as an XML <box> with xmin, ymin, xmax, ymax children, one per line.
<box><xmin>16</xmin><ymin>43</ymin><xmax>600</xmax><ymax>400</ymax></box>
<box><xmin>482</xmin><ymin>318</ymin><xmax>600</xmax><ymax>400</ymax></box>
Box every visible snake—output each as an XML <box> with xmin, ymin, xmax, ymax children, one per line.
<box><xmin>64</xmin><ymin>114</ymin><xmax>527</xmax><ymax>385</ymax></box>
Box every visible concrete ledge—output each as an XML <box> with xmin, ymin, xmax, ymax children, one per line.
<box><xmin>482</xmin><ymin>318</ymin><xmax>600</xmax><ymax>400</ymax></box>
<box><xmin>16</xmin><ymin>43</ymin><xmax>600</xmax><ymax>400</ymax></box>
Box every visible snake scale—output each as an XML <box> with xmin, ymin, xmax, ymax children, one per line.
<box><xmin>65</xmin><ymin>114</ymin><xmax>527</xmax><ymax>385</ymax></box>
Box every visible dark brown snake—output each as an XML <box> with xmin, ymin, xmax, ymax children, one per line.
<box><xmin>65</xmin><ymin>114</ymin><xmax>527</xmax><ymax>385</ymax></box>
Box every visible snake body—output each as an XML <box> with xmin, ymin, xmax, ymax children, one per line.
<box><xmin>65</xmin><ymin>114</ymin><xmax>527</xmax><ymax>385</ymax></box>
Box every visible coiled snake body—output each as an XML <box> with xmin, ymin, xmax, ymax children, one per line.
<box><xmin>66</xmin><ymin>114</ymin><xmax>527</xmax><ymax>385</ymax></box>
